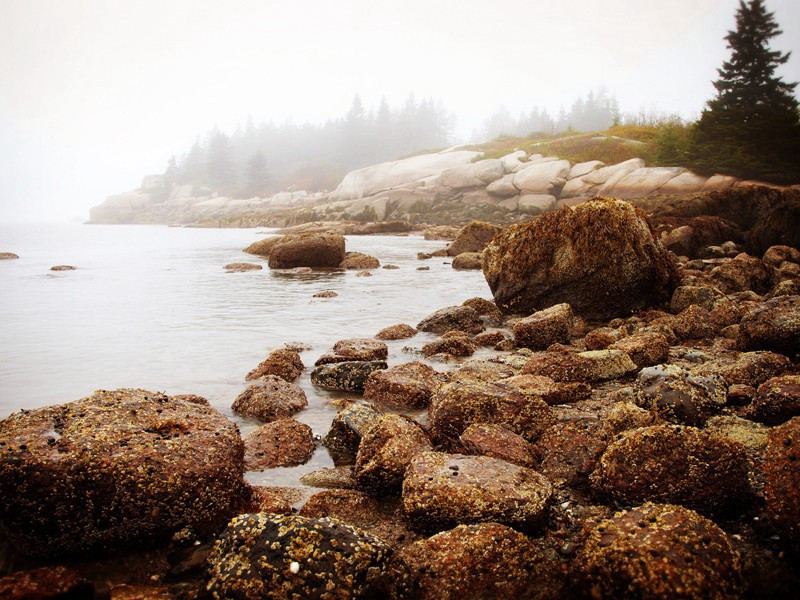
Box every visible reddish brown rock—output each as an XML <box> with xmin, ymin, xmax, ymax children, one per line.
<box><xmin>763</xmin><ymin>416</ymin><xmax>800</xmax><ymax>547</ymax></box>
<box><xmin>315</xmin><ymin>338</ymin><xmax>388</xmax><ymax>365</ymax></box>
<box><xmin>512</xmin><ymin>303</ymin><xmax>574</xmax><ymax>350</ymax></box>
<box><xmin>697</xmin><ymin>351</ymin><xmax>791</xmax><ymax>387</ymax></box>
<box><xmin>672</xmin><ymin>305</ymin><xmax>718</xmax><ymax>340</ymax></box>
<box><xmin>451</xmin><ymin>252</ymin><xmax>483</xmax><ymax>270</ymax></box>
<box><xmin>670</xmin><ymin>284</ymin><xmax>718</xmax><ymax>313</ymax></box>
<box><xmin>375</xmin><ymin>323</ymin><xmax>417</xmax><ymax>340</ymax></box>
<box><xmin>521</xmin><ymin>348</ymin><xmax>637</xmax><ymax>383</ymax></box>
<box><xmin>224</xmin><ymin>262</ymin><xmax>262</xmax><ymax>272</ymax></box>
<box><xmin>339</xmin><ymin>251</ymin><xmax>380</xmax><ymax>269</ymax></box>
<box><xmin>0</xmin><ymin>567</ymin><xmax>92</xmax><ymax>600</ymax></box>
<box><xmin>363</xmin><ymin>361</ymin><xmax>442</xmax><ymax>410</ymax></box>
<box><xmin>243</xmin><ymin>418</ymin><xmax>315</xmax><ymax>470</ymax></box>
<box><xmin>461</xmin><ymin>297</ymin><xmax>503</xmax><ymax>323</ymax></box>
<box><xmin>417</xmin><ymin>305</ymin><xmax>484</xmax><ymax>335</ymax></box>
<box><xmin>601</xmin><ymin>401</ymin><xmax>658</xmax><ymax>436</ymax></box>
<box><xmin>50</xmin><ymin>265</ymin><xmax>76</xmax><ymax>271</ymax></box>
<box><xmin>322</xmin><ymin>402</ymin><xmax>384</xmax><ymax>455</ymax></box>
<box><xmin>583</xmin><ymin>327</ymin><xmax>622</xmax><ymax>350</ymax></box>
<box><xmin>503</xmin><ymin>374</ymin><xmax>591</xmax><ymax>406</ymax></box>
<box><xmin>299</xmin><ymin>489</ymin><xmax>382</xmax><ymax>528</ymax></box>
<box><xmin>313</xmin><ymin>290</ymin><xmax>337</xmax><ymax>298</ymax></box>
<box><xmin>763</xmin><ymin>244</ymin><xmax>800</xmax><ymax>268</ymax></box>
<box><xmin>267</xmin><ymin>232</ymin><xmax>345</xmax><ymax>269</ymax></box>
<box><xmin>609</xmin><ymin>332</ymin><xmax>669</xmax><ymax>368</ymax></box>
<box><xmin>738</xmin><ymin>295</ymin><xmax>800</xmax><ymax>353</ymax></box>
<box><xmin>245</xmin><ymin>349</ymin><xmax>305</xmax><ymax>382</ymax></box>
<box><xmin>459</xmin><ymin>423</ymin><xmax>538</xmax><ymax>467</ymax></box>
<box><xmin>536</xmin><ymin>420</ymin><xmax>609</xmax><ymax>487</ymax></box>
<box><xmin>472</xmin><ymin>331</ymin><xmax>508</xmax><ymax>347</ymax></box>
<box><xmin>746</xmin><ymin>375</ymin><xmax>800</xmax><ymax>426</ymax></box>
<box><xmin>421</xmin><ymin>336</ymin><xmax>476</xmax><ymax>358</ymax></box>
<box><xmin>634</xmin><ymin>365</ymin><xmax>727</xmax><ymax>426</ymax></box>
<box><xmin>711</xmin><ymin>253</ymin><xmax>774</xmax><ymax>294</ymax></box>
<box><xmin>243</xmin><ymin>236</ymin><xmax>282</xmax><ymax>256</ymax></box>
<box><xmin>446</xmin><ymin>220</ymin><xmax>501</xmax><ymax>256</ymax></box>
<box><xmin>170</xmin><ymin>393</ymin><xmax>210</xmax><ymax>406</ymax></box>
<box><xmin>447</xmin><ymin>360</ymin><xmax>516</xmax><ymax>383</ymax></box>
<box><xmin>231</xmin><ymin>376</ymin><xmax>307</xmax><ymax>422</ymax></box>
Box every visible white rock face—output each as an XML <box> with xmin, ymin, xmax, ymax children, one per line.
<box><xmin>702</xmin><ymin>174</ymin><xmax>738</xmax><ymax>192</ymax></box>
<box><xmin>438</xmin><ymin>159</ymin><xmax>505</xmax><ymax>190</ymax></box>
<box><xmin>603</xmin><ymin>167</ymin><xmax>687</xmax><ymax>198</ymax></box>
<box><xmin>461</xmin><ymin>189</ymin><xmax>496</xmax><ymax>205</ymax></box>
<box><xmin>500</xmin><ymin>150</ymin><xmax>527</xmax><ymax>172</ymax></box>
<box><xmin>512</xmin><ymin>160</ymin><xmax>571</xmax><ymax>195</ymax></box>
<box><xmin>486</xmin><ymin>174</ymin><xmax>519</xmax><ymax>198</ymax></box>
<box><xmin>658</xmin><ymin>172</ymin><xmax>708</xmax><ymax>195</ymax></box>
<box><xmin>560</xmin><ymin>177</ymin><xmax>597</xmax><ymax>198</ymax></box>
<box><xmin>568</xmin><ymin>161</ymin><xmax>605</xmax><ymax>180</ymax></box>
<box><xmin>512</xmin><ymin>155</ymin><xmax>560</xmax><ymax>172</ymax></box>
<box><xmin>582</xmin><ymin>158</ymin><xmax>645</xmax><ymax>186</ymax></box>
<box><xmin>89</xmin><ymin>191</ymin><xmax>154</xmax><ymax>223</ymax></box>
<box><xmin>329</xmin><ymin>150</ymin><xmax>481</xmax><ymax>201</ymax></box>
<box><xmin>518</xmin><ymin>194</ymin><xmax>557</xmax><ymax>214</ymax></box>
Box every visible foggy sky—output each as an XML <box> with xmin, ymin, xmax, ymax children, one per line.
<box><xmin>1</xmin><ymin>0</ymin><xmax>799</xmax><ymax>221</ymax></box>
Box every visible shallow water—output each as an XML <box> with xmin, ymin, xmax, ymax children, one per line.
<box><xmin>0</xmin><ymin>223</ymin><xmax>492</xmax><ymax>484</ymax></box>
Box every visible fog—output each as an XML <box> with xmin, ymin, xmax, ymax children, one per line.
<box><xmin>1</xmin><ymin>0</ymin><xmax>798</xmax><ymax>221</ymax></box>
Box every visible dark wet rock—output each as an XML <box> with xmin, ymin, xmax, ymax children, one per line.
<box><xmin>311</xmin><ymin>360</ymin><xmax>387</xmax><ymax>392</ymax></box>
<box><xmin>416</xmin><ymin>266</ymin><xmax>430</xmax><ymax>271</ymax></box>
<box><xmin>738</xmin><ymin>295</ymin><xmax>800</xmax><ymax>353</ymax></box>
<box><xmin>483</xmin><ymin>198</ymin><xmax>678</xmax><ymax>319</ymax></box>
<box><xmin>745</xmin><ymin>375</ymin><xmax>800</xmax><ymax>426</ymax></box>
<box><xmin>322</xmin><ymin>403</ymin><xmax>384</xmax><ymax>455</ymax></box>
<box><xmin>763</xmin><ymin>416</ymin><xmax>800</xmax><ymax>547</ymax></box>
<box><xmin>243</xmin><ymin>236</ymin><xmax>282</xmax><ymax>256</ymax></box>
<box><xmin>503</xmin><ymin>374</ymin><xmax>592</xmax><ymax>406</ymax></box>
<box><xmin>521</xmin><ymin>348</ymin><xmax>637</xmax><ymax>383</ymax></box>
<box><xmin>50</xmin><ymin>265</ymin><xmax>76</xmax><ymax>271</ymax></box>
<box><xmin>609</xmin><ymin>332</ymin><xmax>669</xmax><ymax>368</ymax></box>
<box><xmin>429</xmin><ymin>379</ymin><xmax>554</xmax><ymax>445</ymax></box>
<box><xmin>590</xmin><ymin>425</ymin><xmax>750</xmax><ymax>513</ymax></box>
<box><xmin>315</xmin><ymin>338</ymin><xmax>388</xmax><ymax>365</ymax></box>
<box><xmin>421</xmin><ymin>335</ymin><xmax>476</xmax><ymax>358</ymax></box>
<box><xmin>245</xmin><ymin>349</ymin><xmax>305</xmax><ymax>382</ymax></box>
<box><xmin>672</xmin><ymin>305</ymin><xmax>718</xmax><ymax>340</ymax></box>
<box><xmin>472</xmin><ymin>330</ymin><xmax>508</xmax><ymax>347</ymax></box>
<box><xmin>402</xmin><ymin>452</ymin><xmax>553</xmax><ymax>533</ymax></box>
<box><xmin>459</xmin><ymin>423</ymin><xmax>538</xmax><ymax>467</ymax></box>
<box><xmin>634</xmin><ymin>365</ymin><xmax>727</xmax><ymax>426</ymax></box>
<box><xmin>224</xmin><ymin>262</ymin><xmax>262</xmax><ymax>272</ymax></box>
<box><xmin>576</xmin><ymin>503</ymin><xmax>743</xmax><ymax>600</ymax></box>
<box><xmin>339</xmin><ymin>251</ymin><xmax>380</xmax><ymax>269</ymax></box>
<box><xmin>243</xmin><ymin>419</ymin><xmax>315</xmax><ymax>470</ymax></box>
<box><xmin>601</xmin><ymin>401</ymin><xmax>658</xmax><ymax>436</ymax></box>
<box><xmin>109</xmin><ymin>584</ymin><xmax>195</xmax><ymax>599</ymax></box>
<box><xmin>670</xmin><ymin>284</ymin><xmax>718</xmax><ymax>313</ymax></box>
<box><xmin>299</xmin><ymin>489</ymin><xmax>382</xmax><ymax>528</ymax></box>
<box><xmin>232</xmin><ymin>376</ymin><xmax>307</xmax><ymax>422</ymax></box>
<box><xmin>300</xmin><ymin>466</ymin><xmax>356</xmax><ymax>490</ymax></box>
<box><xmin>392</xmin><ymin>522</ymin><xmax>558</xmax><ymax>600</ymax></box>
<box><xmin>375</xmin><ymin>323</ymin><xmax>417</xmax><ymax>340</ymax></box>
<box><xmin>354</xmin><ymin>414</ymin><xmax>432</xmax><ymax>496</ymax></box>
<box><xmin>0</xmin><ymin>252</ymin><xmax>19</xmax><ymax>260</ymax></box>
<box><xmin>267</xmin><ymin>232</ymin><xmax>345</xmax><ymax>269</ymax></box>
<box><xmin>512</xmin><ymin>303</ymin><xmax>574</xmax><ymax>350</ymax></box>
<box><xmin>417</xmin><ymin>305</ymin><xmax>484</xmax><ymax>335</ymax></box>
<box><xmin>446</xmin><ymin>220</ymin><xmax>501</xmax><ymax>256</ymax></box>
<box><xmin>451</xmin><ymin>252</ymin><xmax>483</xmax><ymax>270</ymax></box>
<box><xmin>711</xmin><ymin>253</ymin><xmax>774</xmax><ymax>294</ymax></box>
<box><xmin>696</xmin><ymin>350</ymin><xmax>791</xmax><ymax>387</ymax></box>
<box><xmin>0</xmin><ymin>389</ymin><xmax>247</xmax><ymax>557</ymax></box>
<box><xmin>0</xmin><ymin>566</ymin><xmax>93</xmax><ymax>600</ymax></box>
<box><xmin>363</xmin><ymin>361</ymin><xmax>442</xmax><ymax>410</ymax></box>
<box><xmin>536</xmin><ymin>420</ymin><xmax>609</xmax><ymax>487</ymax></box>
<box><xmin>583</xmin><ymin>327</ymin><xmax>622</xmax><ymax>350</ymax></box>
<box><xmin>763</xmin><ymin>244</ymin><xmax>800</xmax><ymax>268</ymax></box>
<box><xmin>727</xmin><ymin>383</ymin><xmax>756</xmax><ymax>405</ymax></box>
<box><xmin>313</xmin><ymin>290</ymin><xmax>337</xmax><ymax>298</ymax></box>
<box><xmin>203</xmin><ymin>513</ymin><xmax>399</xmax><ymax>599</ymax></box>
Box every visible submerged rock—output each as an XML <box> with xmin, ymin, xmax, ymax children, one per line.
<box><xmin>224</xmin><ymin>262</ymin><xmax>262</xmax><ymax>272</ymax></box>
<box><xmin>339</xmin><ymin>251</ymin><xmax>380</xmax><ymax>269</ymax></box>
<box><xmin>311</xmin><ymin>361</ymin><xmax>388</xmax><ymax>392</ymax></box>
<box><xmin>50</xmin><ymin>265</ymin><xmax>77</xmax><ymax>271</ymax></box>
<box><xmin>232</xmin><ymin>375</ymin><xmax>307</xmax><ymax>422</ymax></box>
<box><xmin>267</xmin><ymin>232</ymin><xmax>345</xmax><ymax>269</ymax></box>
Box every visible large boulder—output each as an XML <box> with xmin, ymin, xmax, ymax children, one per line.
<box><xmin>245</xmin><ymin>349</ymin><xmax>304</xmax><ymax>382</ymax></box>
<box><xmin>483</xmin><ymin>198</ymin><xmax>677</xmax><ymax>319</ymax></box>
<box><xmin>243</xmin><ymin>236</ymin><xmax>282</xmax><ymax>256</ymax></box>
<box><xmin>738</xmin><ymin>295</ymin><xmax>800</xmax><ymax>353</ymax></box>
<box><xmin>602</xmin><ymin>167</ymin><xmax>688</xmax><ymax>198</ymax></box>
<box><xmin>267</xmin><ymin>233</ymin><xmax>345</xmax><ymax>269</ymax></box>
<box><xmin>437</xmin><ymin>159</ymin><xmax>505</xmax><ymax>190</ymax></box>
<box><xmin>763</xmin><ymin>416</ymin><xmax>800</xmax><ymax>547</ymax></box>
<box><xmin>0</xmin><ymin>389</ymin><xmax>247</xmax><ymax>557</ymax></box>
<box><xmin>745</xmin><ymin>375</ymin><xmax>800</xmax><ymax>425</ymax></box>
<box><xmin>446</xmin><ymin>221</ymin><xmax>502</xmax><ymax>256</ymax></box>
<box><xmin>511</xmin><ymin>159</ymin><xmax>570</xmax><ymax>195</ymax></box>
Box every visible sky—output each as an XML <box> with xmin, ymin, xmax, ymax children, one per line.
<box><xmin>1</xmin><ymin>0</ymin><xmax>799</xmax><ymax>221</ymax></box>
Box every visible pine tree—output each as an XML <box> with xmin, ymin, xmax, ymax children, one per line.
<box><xmin>244</xmin><ymin>150</ymin><xmax>270</xmax><ymax>197</ymax></box>
<box><xmin>692</xmin><ymin>0</ymin><xmax>800</xmax><ymax>182</ymax></box>
<box><xmin>206</xmin><ymin>129</ymin><xmax>236</xmax><ymax>192</ymax></box>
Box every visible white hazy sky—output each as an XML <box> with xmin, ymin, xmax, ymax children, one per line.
<box><xmin>1</xmin><ymin>0</ymin><xmax>799</xmax><ymax>221</ymax></box>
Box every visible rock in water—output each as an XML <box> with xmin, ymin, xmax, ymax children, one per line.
<box><xmin>0</xmin><ymin>389</ymin><xmax>247</xmax><ymax>557</ymax></box>
<box><xmin>483</xmin><ymin>198</ymin><xmax>677</xmax><ymax>319</ymax></box>
<box><xmin>267</xmin><ymin>232</ymin><xmax>345</xmax><ymax>269</ymax></box>
<box><xmin>446</xmin><ymin>220</ymin><xmax>501</xmax><ymax>256</ymax></box>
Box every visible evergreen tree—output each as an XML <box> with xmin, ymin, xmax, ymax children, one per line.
<box><xmin>244</xmin><ymin>150</ymin><xmax>270</xmax><ymax>197</ymax></box>
<box><xmin>206</xmin><ymin>129</ymin><xmax>236</xmax><ymax>192</ymax></box>
<box><xmin>692</xmin><ymin>0</ymin><xmax>800</xmax><ymax>182</ymax></box>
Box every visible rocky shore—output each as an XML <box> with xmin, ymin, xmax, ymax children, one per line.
<box><xmin>2</xmin><ymin>194</ymin><xmax>800</xmax><ymax>598</ymax></box>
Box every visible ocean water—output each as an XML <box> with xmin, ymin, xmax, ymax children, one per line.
<box><xmin>0</xmin><ymin>223</ymin><xmax>492</xmax><ymax>483</ymax></box>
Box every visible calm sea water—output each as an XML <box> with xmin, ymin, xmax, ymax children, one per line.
<box><xmin>0</xmin><ymin>223</ymin><xmax>491</xmax><ymax>484</ymax></box>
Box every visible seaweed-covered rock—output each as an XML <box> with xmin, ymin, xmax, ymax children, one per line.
<box><xmin>204</xmin><ymin>513</ymin><xmax>399</xmax><ymax>599</ymax></box>
<box><xmin>417</xmin><ymin>305</ymin><xmax>484</xmax><ymax>335</ymax></box>
<box><xmin>243</xmin><ymin>236</ymin><xmax>282</xmax><ymax>256</ymax></box>
<box><xmin>322</xmin><ymin>403</ymin><xmax>384</xmax><ymax>455</ymax></box>
<box><xmin>670</xmin><ymin>284</ymin><xmax>718</xmax><ymax>313</ymax></box>
<box><xmin>634</xmin><ymin>365</ymin><xmax>727</xmax><ymax>426</ymax></box>
<box><xmin>316</xmin><ymin>338</ymin><xmax>388</xmax><ymax>365</ymax></box>
<box><xmin>339</xmin><ymin>251</ymin><xmax>380</xmax><ymax>269</ymax></box>
<box><xmin>451</xmin><ymin>252</ymin><xmax>483</xmax><ymax>270</ymax></box>
<box><xmin>392</xmin><ymin>523</ymin><xmax>557</xmax><ymax>600</ymax></box>
<box><xmin>402</xmin><ymin>452</ymin><xmax>553</xmax><ymax>533</ymax></box>
<box><xmin>429</xmin><ymin>379</ymin><xmax>554</xmax><ymax>445</ymax></box>
<box><xmin>763</xmin><ymin>416</ymin><xmax>800</xmax><ymax>547</ymax></box>
<box><xmin>421</xmin><ymin>335</ymin><xmax>476</xmax><ymax>358</ymax></box>
<box><xmin>672</xmin><ymin>305</ymin><xmax>718</xmax><ymax>340</ymax></box>
<box><xmin>590</xmin><ymin>425</ymin><xmax>750</xmax><ymax>513</ymax></box>
<box><xmin>609</xmin><ymin>332</ymin><xmax>670</xmax><ymax>368</ymax></box>
<box><xmin>0</xmin><ymin>566</ymin><xmax>93</xmax><ymax>600</ymax></box>
<box><xmin>363</xmin><ymin>362</ymin><xmax>442</xmax><ymax>410</ymax></box>
<box><xmin>583</xmin><ymin>326</ymin><xmax>623</xmax><ymax>350</ymax></box>
<box><xmin>710</xmin><ymin>253</ymin><xmax>773</xmax><ymax>294</ymax></box>
<box><xmin>512</xmin><ymin>303</ymin><xmax>574</xmax><ymax>350</ymax></box>
<box><xmin>446</xmin><ymin>221</ymin><xmax>502</xmax><ymax>256</ymax></box>
<box><xmin>601</xmin><ymin>401</ymin><xmax>658</xmax><ymax>436</ymax></box>
<box><xmin>375</xmin><ymin>323</ymin><xmax>417</xmax><ymax>340</ymax></box>
<box><xmin>311</xmin><ymin>361</ymin><xmax>387</xmax><ymax>392</ymax></box>
<box><xmin>738</xmin><ymin>295</ymin><xmax>800</xmax><ymax>353</ymax></box>
<box><xmin>267</xmin><ymin>232</ymin><xmax>345</xmax><ymax>269</ymax></box>
<box><xmin>0</xmin><ymin>389</ymin><xmax>247</xmax><ymax>557</ymax></box>
<box><xmin>354</xmin><ymin>414</ymin><xmax>432</xmax><ymax>496</ymax></box>
<box><xmin>576</xmin><ymin>503</ymin><xmax>743</xmax><ymax>600</ymax></box>
<box><xmin>483</xmin><ymin>198</ymin><xmax>677</xmax><ymax>319</ymax></box>
<box><xmin>459</xmin><ymin>423</ymin><xmax>538</xmax><ymax>467</ymax></box>
<box><xmin>245</xmin><ymin>349</ymin><xmax>305</xmax><ymax>382</ymax></box>
<box><xmin>745</xmin><ymin>375</ymin><xmax>800</xmax><ymax>425</ymax></box>
<box><xmin>243</xmin><ymin>419</ymin><xmax>315</xmax><ymax>470</ymax></box>
<box><xmin>232</xmin><ymin>376</ymin><xmax>307</xmax><ymax>422</ymax></box>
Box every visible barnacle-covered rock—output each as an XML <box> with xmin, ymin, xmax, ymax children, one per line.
<box><xmin>0</xmin><ymin>566</ymin><xmax>92</xmax><ymax>600</ymax></box>
<box><xmin>315</xmin><ymin>338</ymin><xmax>388</xmax><ymax>365</ymax></box>
<box><xmin>763</xmin><ymin>416</ymin><xmax>800</xmax><ymax>547</ymax></box>
<box><xmin>459</xmin><ymin>423</ymin><xmax>538</xmax><ymax>467</ymax></box>
<box><xmin>375</xmin><ymin>323</ymin><xmax>417</xmax><ymax>340</ymax></box>
<box><xmin>745</xmin><ymin>375</ymin><xmax>800</xmax><ymax>425</ymax></box>
<box><xmin>243</xmin><ymin>418</ymin><xmax>315</xmax><ymax>470</ymax></box>
<box><xmin>738</xmin><ymin>295</ymin><xmax>800</xmax><ymax>353</ymax></box>
<box><xmin>512</xmin><ymin>303</ymin><xmax>574</xmax><ymax>350</ymax></box>
<box><xmin>267</xmin><ymin>232</ymin><xmax>346</xmax><ymax>269</ymax></box>
<box><xmin>245</xmin><ymin>349</ymin><xmax>305</xmax><ymax>382</ymax></box>
<box><xmin>232</xmin><ymin>375</ymin><xmax>307</xmax><ymax>422</ymax></box>
<box><xmin>339</xmin><ymin>251</ymin><xmax>380</xmax><ymax>269</ymax></box>
<box><xmin>416</xmin><ymin>305</ymin><xmax>484</xmax><ymax>335</ymax></box>
<box><xmin>322</xmin><ymin>402</ymin><xmax>384</xmax><ymax>456</ymax></box>
<box><xmin>634</xmin><ymin>365</ymin><xmax>727</xmax><ymax>426</ymax></box>
<box><xmin>363</xmin><ymin>361</ymin><xmax>442</xmax><ymax>410</ymax></box>
<box><xmin>311</xmin><ymin>361</ymin><xmax>388</xmax><ymax>392</ymax></box>
<box><xmin>609</xmin><ymin>332</ymin><xmax>670</xmax><ymax>368</ymax></box>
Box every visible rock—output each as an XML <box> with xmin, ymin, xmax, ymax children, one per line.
<box><xmin>311</xmin><ymin>361</ymin><xmax>388</xmax><ymax>392</ymax></box>
<box><xmin>518</xmin><ymin>194</ymin><xmax>557</xmax><ymax>214</ymax></box>
<box><xmin>313</xmin><ymin>290</ymin><xmax>337</xmax><ymax>298</ymax></box>
<box><xmin>446</xmin><ymin>221</ymin><xmax>502</xmax><ymax>256</ymax></box>
<box><xmin>416</xmin><ymin>266</ymin><xmax>430</xmax><ymax>271</ymax></box>
<box><xmin>451</xmin><ymin>252</ymin><xmax>482</xmax><ymax>270</ymax></box>
<box><xmin>603</xmin><ymin>167</ymin><xmax>688</xmax><ymax>198</ymax></box>
<box><xmin>356</xmin><ymin>271</ymin><xmax>372</xmax><ymax>277</ymax></box>
<box><xmin>503</xmin><ymin>374</ymin><xmax>592</xmax><ymax>406</ymax></box>
<box><xmin>521</xmin><ymin>349</ymin><xmax>637</xmax><ymax>383</ymax></box>
<box><xmin>417</xmin><ymin>305</ymin><xmax>484</xmax><ymax>335</ymax></box>
<box><xmin>461</xmin><ymin>296</ymin><xmax>503</xmax><ymax>322</ymax></box>
<box><xmin>512</xmin><ymin>303</ymin><xmax>574</xmax><ymax>350</ymax></box>
<box><xmin>634</xmin><ymin>365</ymin><xmax>726</xmax><ymax>426</ymax></box>
<box><xmin>267</xmin><ymin>232</ymin><xmax>345</xmax><ymax>269</ymax></box>
<box><xmin>298</xmin><ymin>489</ymin><xmax>382</xmax><ymax>529</ymax></box>
<box><xmin>711</xmin><ymin>253</ymin><xmax>774</xmax><ymax>294</ymax></box>
<box><xmin>705</xmin><ymin>415</ymin><xmax>770</xmax><ymax>454</ymax></box>
<box><xmin>536</xmin><ymin>420</ymin><xmax>610</xmax><ymax>487</ymax></box>
<box><xmin>763</xmin><ymin>416</ymin><xmax>800</xmax><ymax>547</ymax></box>
<box><xmin>423</xmin><ymin>225</ymin><xmax>461</xmax><ymax>240</ymax></box>
<box><xmin>248</xmin><ymin>487</ymin><xmax>296</xmax><ymax>515</ymax></box>
<box><xmin>171</xmin><ymin>393</ymin><xmax>210</xmax><ymax>406</ymax></box>
<box><xmin>697</xmin><ymin>350</ymin><xmax>791</xmax><ymax>387</ymax></box>
<box><xmin>609</xmin><ymin>332</ymin><xmax>669</xmax><ymax>368</ymax></box>
<box><xmin>583</xmin><ymin>327</ymin><xmax>622</xmax><ymax>350</ymax></box>
<box><xmin>224</xmin><ymin>262</ymin><xmax>263</xmax><ymax>272</ymax></box>
<box><xmin>590</xmin><ymin>425</ymin><xmax>750</xmax><ymax>513</ymax></box>
<box><xmin>438</xmin><ymin>159</ymin><xmax>505</xmax><ymax>190</ymax></box>
<box><xmin>315</xmin><ymin>338</ymin><xmax>388</xmax><ymax>365</ymax></box>
<box><xmin>50</xmin><ymin>265</ymin><xmax>76</xmax><ymax>271</ymax></box>
<box><xmin>300</xmin><ymin>466</ymin><xmax>356</xmax><ymax>490</ymax></box>
<box><xmin>354</xmin><ymin>414</ymin><xmax>432</xmax><ymax>496</ymax></box>
<box><xmin>670</xmin><ymin>285</ymin><xmax>718</xmax><ymax>313</ymax></box>
<box><xmin>745</xmin><ymin>375</ymin><xmax>800</xmax><ymax>425</ymax></box>
<box><xmin>763</xmin><ymin>244</ymin><xmax>800</xmax><ymax>268</ymax></box>
<box><xmin>204</xmin><ymin>514</ymin><xmax>398</xmax><ymax>599</ymax></box>
<box><xmin>339</xmin><ymin>251</ymin><xmax>380</xmax><ymax>269</ymax></box>
<box><xmin>421</xmin><ymin>335</ymin><xmax>476</xmax><ymax>358</ymax></box>
<box><xmin>459</xmin><ymin>423</ymin><xmax>538</xmax><ymax>467</ymax></box>
<box><xmin>0</xmin><ymin>252</ymin><xmax>19</xmax><ymax>260</ymax></box>
<box><xmin>486</xmin><ymin>174</ymin><xmax>519</xmax><ymax>198</ymax></box>
<box><xmin>0</xmin><ymin>566</ymin><xmax>92</xmax><ymax>600</ymax></box>
<box><xmin>576</xmin><ymin>503</ymin><xmax>743</xmax><ymax>600</ymax></box>
<box><xmin>232</xmin><ymin>376</ymin><xmax>308</xmax><ymax>422</ymax></box>
<box><xmin>738</xmin><ymin>295</ymin><xmax>800</xmax><ymax>353</ymax></box>
<box><xmin>512</xmin><ymin>159</ymin><xmax>570</xmax><ymax>195</ymax></box>
<box><xmin>363</xmin><ymin>362</ymin><xmax>442</xmax><ymax>410</ymax></box>
<box><xmin>245</xmin><ymin>349</ymin><xmax>305</xmax><ymax>382</ymax></box>
<box><xmin>568</xmin><ymin>160</ymin><xmax>604</xmax><ymax>179</ymax></box>
<box><xmin>581</xmin><ymin>158</ymin><xmax>645</xmax><ymax>186</ymax></box>
<box><xmin>601</xmin><ymin>401</ymin><xmax>658</xmax><ymax>436</ymax></box>
<box><xmin>323</xmin><ymin>403</ymin><xmax>385</xmax><ymax>457</ymax></box>
<box><xmin>243</xmin><ymin>235</ymin><xmax>282</xmax><ymax>256</ymax></box>
<box><xmin>392</xmin><ymin>523</ymin><xmax>555</xmax><ymax>600</ymax></box>
<box><xmin>672</xmin><ymin>305</ymin><xmax>718</xmax><ymax>340</ymax></box>
<box><xmin>430</xmin><ymin>378</ymin><xmax>553</xmax><ymax>445</ymax></box>
<box><xmin>375</xmin><ymin>323</ymin><xmax>417</xmax><ymax>340</ymax></box>
<box><xmin>243</xmin><ymin>419</ymin><xmax>315</xmax><ymax>470</ymax></box>
<box><xmin>0</xmin><ymin>389</ymin><xmax>247</xmax><ymax>557</ymax></box>
<box><xmin>402</xmin><ymin>452</ymin><xmax>553</xmax><ymax>533</ymax></box>
<box><xmin>473</xmin><ymin>331</ymin><xmax>509</xmax><ymax>347</ymax></box>
<box><xmin>483</xmin><ymin>198</ymin><xmax>677</xmax><ymax>320</ymax></box>
<box><xmin>382</xmin><ymin>264</ymin><xmax>399</xmax><ymax>270</ymax></box>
